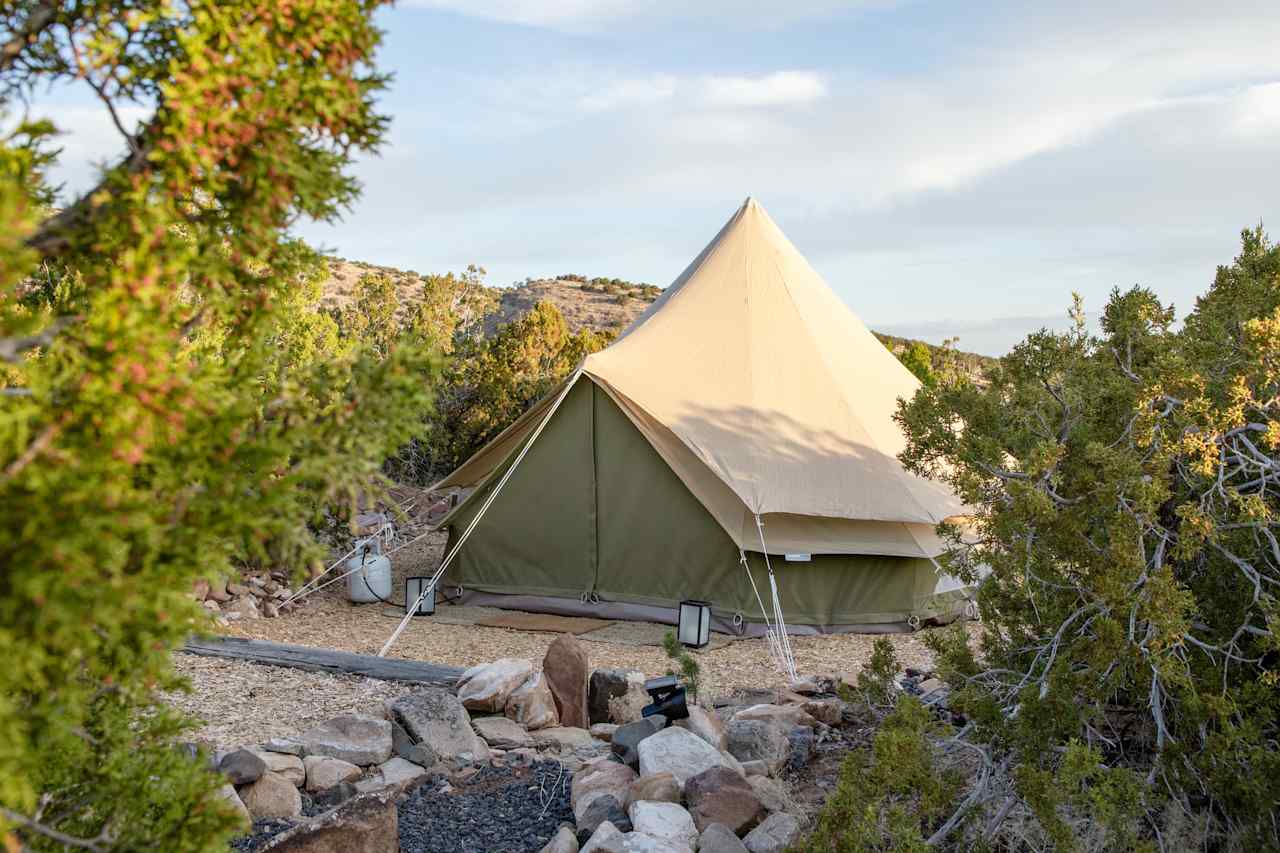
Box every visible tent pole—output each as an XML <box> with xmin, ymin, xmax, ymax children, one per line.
<box><xmin>378</xmin><ymin>369</ymin><xmax>585</xmax><ymax>658</ymax></box>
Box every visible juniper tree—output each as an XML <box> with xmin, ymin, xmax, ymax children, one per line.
<box><xmin>1</xmin><ymin>1</ymin><xmax>436</xmax><ymax>849</ymax></box>
<box><xmin>848</xmin><ymin>230</ymin><xmax>1280</xmax><ymax>850</ymax></box>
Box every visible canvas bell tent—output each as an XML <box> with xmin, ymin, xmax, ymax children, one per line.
<box><xmin>427</xmin><ymin>198</ymin><xmax>973</xmax><ymax>635</ymax></box>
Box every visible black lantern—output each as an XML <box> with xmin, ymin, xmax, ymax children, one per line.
<box><xmin>677</xmin><ymin>599</ymin><xmax>712</xmax><ymax>648</ymax></box>
<box><xmin>404</xmin><ymin>576</ymin><xmax>436</xmax><ymax>616</ymax></box>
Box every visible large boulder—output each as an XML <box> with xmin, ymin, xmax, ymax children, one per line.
<box><xmin>724</xmin><ymin>720</ymin><xmax>790</xmax><ymax>771</ymax></box>
<box><xmin>628</xmin><ymin>801</ymin><xmax>698</xmax><ymax>850</ymax></box>
<box><xmin>250</xmin><ymin>749</ymin><xmax>306</xmax><ymax>787</ymax></box>
<box><xmin>363</xmin><ymin>756</ymin><xmax>427</xmax><ymax>792</ymax></box>
<box><xmin>540</xmin><ymin>825</ymin><xmax>580</xmax><ymax>853</ymax></box>
<box><xmin>611</xmin><ymin>716</ymin><xmax>665</xmax><ymax>768</ymax></box>
<box><xmin>572</xmin><ymin>759</ymin><xmax>638</xmax><ymax>825</ymax></box>
<box><xmin>699</xmin><ymin>824</ymin><xmax>750</xmax><ymax>853</ymax></box>
<box><xmin>588</xmin><ymin>669</ymin><xmax>631</xmax><ymax>725</ymax></box>
<box><xmin>675</xmin><ymin>705</ymin><xmax>727</xmax><ymax>751</ymax></box>
<box><xmin>240</xmin><ymin>771</ymin><xmax>303</xmax><ymax>819</ymax></box>
<box><xmin>296</xmin><ymin>715</ymin><xmax>392</xmax><ymax>766</ymax></box>
<box><xmin>800</xmin><ymin>698</ymin><xmax>844</xmax><ymax>726</ymax></box>
<box><xmin>259</xmin><ymin>789</ymin><xmax>399</xmax><ymax>853</ymax></box>
<box><xmin>219</xmin><ymin>748</ymin><xmax>267</xmax><ymax>785</ymax></box>
<box><xmin>637</xmin><ymin>726</ymin><xmax>737</xmax><ymax>789</ymax></box>
<box><xmin>391</xmin><ymin>720</ymin><xmax>437</xmax><ymax>768</ymax></box>
<box><xmin>456</xmin><ymin>658</ymin><xmax>533</xmax><ymax>712</ymax></box>
<box><xmin>684</xmin><ymin>767</ymin><xmax>763</xmax><ymax>835</ymax></box>
<box><xmin>626</xmin><ymin>772</ymin><xmax>680</xmax><ymax>809</ymax></box>
<box><xmin>580</xmin><ymin>821</ymin><xmax>626</xmax><ymax>853</ymax></box>
<box><xmin>786</xmin><ymin>727</ymin><xmax>815</xmax><ymax>772</ymax></box>
<box><xmin>532</xmin><ymin>726</ymin><xmax>600</xmax><ymax>754</ymax></box>
<box><xmin>544</xmin><ymin>635</ymin><xmax>590</xmax><ymax>729</ymax></box>
<box><xmin>506</xmin><ymin>672</ymin><xmax>560</xmax><ymax>731</ymax></box>
<box><xmin>304</xmin><ymin>756</ymin><xmax>361</xmax><ymax>793</ymax></box>
<box><xmin>580</xmin><ymin>822</ymin><xmax>691</xmax><ymax>853</ymax></box>
<box><xmin>741</xmin><ymin>813</ymin><xmax>801</xmax><ymax>853</ymax></box>
<box><xmin>473</xmin><ymin>716</ymin><xmax>533</xmax><ymax>749</ymax></box>
<box><xmin>389</xmin><ymin>689</ymin><xmax>488</xmax><ymax>766</ymax></box>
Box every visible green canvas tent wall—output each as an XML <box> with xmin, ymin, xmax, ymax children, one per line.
<box><xmin>430</xmin><ymin>198</ymin><xmax>975</xmax><ymax>634</ymax></box>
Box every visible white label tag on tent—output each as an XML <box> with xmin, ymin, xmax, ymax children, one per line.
<box><xmin>784</xmin><ymin>553</ymin><xmax>811</xmax><ymax>562</ymax></box>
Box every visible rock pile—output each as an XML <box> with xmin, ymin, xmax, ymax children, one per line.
<box><xmin>195</xmin><ymin>570</ymin><xmax>296</xmax><ymax>624</ymax></box>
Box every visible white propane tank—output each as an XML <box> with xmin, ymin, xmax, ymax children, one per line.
<box><xmin>346</xmin><ymin>537</ymin><xmax>392</xmax><ymax>603</ymax></box>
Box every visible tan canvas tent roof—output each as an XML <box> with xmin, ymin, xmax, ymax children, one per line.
<box><xmin>435</xmin><ymin>198</ymin><xmax>966</xmax><ymax>559</ymax></box>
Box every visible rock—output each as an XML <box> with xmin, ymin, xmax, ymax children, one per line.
<box><xmin>590</xmin><ymin>723</ymin><xmax>619</xmax><ymax>743</ymax></box>
<box><xmin>372</xmin><ymin>756</ymin><xmax>427</xmax><ymax>790</ymax></box>
<box><xmin>637</xmin><ymin>726</ymin><xmax>737</xmax><ymax>789</ymax></box>
<box><xmin>304</xmin><ymin>755</ymin><xmax>361</xmax><ymax>792</ymax></box>
<box><xmin>240</xmin><ymin>770</ymin><xmax>303</xmax><ymax>819</ymax></box>
<box><xmin>264</xmin><ymin>737</ymin><xmax>305</xmax><ymax>756</ymax></box>
<box><xmin>192</xmin><ymin>578</ymin><xmax>211</xmax><ymax>601</ymax></box>
<box><xmin>225</xmin><ymin>594</ymin><xmax>260</xmax><ymax>619</ymax></box>
<box><xmin>788</xmin><ymin>677</ymin><xmax>821</xmax><ymax>695</ymax></box>
<box><xmin>800</xmin><ymin>698</ymin><xmax>843</xmax><ymax>726</ymax></box>
<box><xmin>577</xmin><ymin>794</ymin><xmax>632</xmax><ymax>841</ymax></box>
<box><xmin>227</xmin><ymin>582</ymin><xmax>250</xmax><ymax>597</ymax></box>
<box><xmin>747</xmin><ymin>777</ymin><xmax>788</xmax><ymax>814</ymax></box>
<box><xmin>786</xmin><ymin>727</ymin><xmax>814</xmax><ymax>771</ymax></box>
<box><xmin>611</xmin><ymin>716</ymin><xmax>665</xmax><ymax>768</ymax></box>
<box><xmin>297</xmin><ymin>715</ymin><xmax>393</xmax><ymax>766</ymax></box>
<box><xmin>629</xmin><ymin>801</ymin><xmax>698</xmax><ymax>850</ymax></box>
<box><xmin>506</xmin><ymin>672</ymin><xmax>560</xmax><ymax>731</ymax></box>
<box><xmin>685</xmin><ymin>767</ymin><xmax>763</xmax><ymax>835</ymax></box>
<box><xmin>473</xmin><ymin>715</ymin><xmax>533</xmax><ymax>749</ymax></box>
<box><xmin>675</xmin><ymin>705</ymin><xmax>727</xmax><ymax>751</ymax></box>
<box><xmin>544</xmin><ymin>635</ymin><xmax>590</xmax><ymax>729</ymax></box>
<box><xmin>917</xmin><ymin>677</ymin><xmax>945</xmax><ymax>695</ymax></box>
<box><xmin>219</xmin><ymin>748</ymin><xmax>267</xmax><ymax>785</ymax></box>
<box><xmin>312</xmin><ymin>782</ymin><xmax>357</xmax><ymax>810</ymax></box>
<box><xmin>456</xmin><ymin>658</ymin><xmax>534</xmax><ymax>712</ymax></box>
<box><xmin>581</xmin><ymin>821</ymin><xmax>626</xmax><ymax>853</ymax></box>
<box><xmin>202</xmin><ymin>599</ymin><xmax>221</xmax><ymax>613</ymax></box>
<box><xmin>214</xmin><ymin>783</ymin><xmax>250</xmax><ymax>827</ymax></box>
<box><xmin>258</xmin><ymin>788</ymin><xmax>398</xmax><ymax>853</ymax></box>
<box><xmin>732</xmin><ymin>704</ymin><xmax>819</xmax><ymax>729</ymax></box>
<box><xmin>742</xmin><ymin>813</ymin><xmax>801</xmax><ymax>853</ymax></box>
<box><xmin>389</xmin><ymin>689</ymin><xmax>488</xmax><ymax>766</ymax></box>
<box><xmin>250</xmin><ymin>748</ymin><xmax>305</xmax><ymax>786</ymax></box>
<box><xmin>391</xmin><ymin>720</ymin><xmax>438</xmax><ymax>768</ymax></box>
<box><xmin>724</xmin><ymin>721</ymin><xmax>790</xmax><ymax>771</ymax></box>
<box><xmin>588</xmin><ymin>669</ymin><xmax>632</xmax><ymax>725</ymax></box>
<box><xmin>572</xmin><ymin>759</ymin><xmax>638</xmax><ymax>824</ymax></box>
<box><xmin>740</xmin><ymin>760</ymin><xmax>768</xmax><ymax>777</ymax></box>
<box><xmin>699</xmin><ymin>823</ymin><xmax>750</xmax><ymax>853</ymax></box>
<box><xmin>207</xmin><ymin>577</ymin><xmax>231</xmax><ymax>602</ymax></box>
<box><xmin>540</xmin><ymin>824</ymin><xmax>580</xmax><ymax>853</ymax></box>
<box><xmin>533</xmin><ymin>726</ymin><xmax>600</xmax><ymax>753</ymax></box>
<box><xmin>625</xmin><ymin>772</ymin><xmax>680</xmax><ymax>809</ymax></box>
<box><xmin>609</xmin><ymin>673</ymin><xmax>652</xmax><ymax>724</ymax></box>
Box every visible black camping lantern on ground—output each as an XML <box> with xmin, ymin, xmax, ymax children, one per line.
<box><xmin>641</xmin><ymin>675</ymin><xmax>689</xmax><ymax>722</ymax></box>
<box><xmin>404</xmin><ymin>576</ymin><xmax>436</xmax><ymax>616</ymax></box>
<box><xmin>677</xmin><ymin>599</ymin><xmax>712</xmax><ymax>648</ymax></box>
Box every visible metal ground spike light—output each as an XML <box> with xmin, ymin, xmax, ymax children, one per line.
<box><xmin>678</xmin><ymin>599</ymin><xmax>712</xmax><ymax>648</ymax></box>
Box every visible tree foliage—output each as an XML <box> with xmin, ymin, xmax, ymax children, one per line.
<box><xmin>808</xmin><ymin>229</ymin><xmax>1280</xmax><ymax>850</ymax></box>
<box><xmin>1</xmin><ymin>1</ymin><xmax>436</xmax><ymax>849</ymax></box>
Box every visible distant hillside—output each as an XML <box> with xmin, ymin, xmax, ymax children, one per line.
<box><xmin>320</xmin><ymin>258</ymin><xmax>994</xmax><ymax>380</ymax></box>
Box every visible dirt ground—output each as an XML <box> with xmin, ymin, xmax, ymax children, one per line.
<box><xmin>174</xmin><ymin>528</ymin><xmax>979</xmax><ymax>750</ymax></box>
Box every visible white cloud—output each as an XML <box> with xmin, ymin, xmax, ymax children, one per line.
<box><xmin>1232</xmin><ymin>82</ymin><xmax>1280</xmax><ymax>138</ymax></box>
<box><xmin>699</xmin><ymin>71</ymin><xmax>827</xmax><ymax>108</ymax></box>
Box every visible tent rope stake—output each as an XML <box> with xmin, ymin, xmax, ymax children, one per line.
<box><xmin>753</xmin><ymin>513</ymin><xmax>798</xmax><ymax>682</ymax></box>
<box><xmin>378</xmin><ymin>369</ymin><xmax>585</xmax><ymax>658</ymax></box>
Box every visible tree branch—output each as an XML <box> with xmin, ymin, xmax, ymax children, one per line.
<box><xmin>0</xmin><ymin>806</ymin><xmax>113</xmax><ymax>852</ymax></box>
<box><xmin>0</xmin><ymin>0</ymin><xmax>60</xmax><ymax>74</ymax></box>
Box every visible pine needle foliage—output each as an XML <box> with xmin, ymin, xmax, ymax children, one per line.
<box><xmin>0</xmin><ymin>1</ymin><xmax>436</xmax><ymax>849</ymax></box>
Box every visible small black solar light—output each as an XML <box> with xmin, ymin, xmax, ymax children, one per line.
<box><xmin>677</xmin><ymin>599</ymin><xmax>712</xmax><ymax>648</ymax></box>
<box><xmin>404</xmin><ymin>576</ymin><xmax>435</xmax><ymax>616</ymax></box>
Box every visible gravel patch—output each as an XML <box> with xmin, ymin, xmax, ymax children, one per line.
<box><xmin>165</xmin><ymin>656</ymin><xmax>412</xmax><ymax>751</ymax></box>
<box><xmin>399</xmin><ymin>762</ymin><xmax>573</xmax><ymax>853</ymax></box>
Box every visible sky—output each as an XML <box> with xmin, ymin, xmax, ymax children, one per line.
<box><xmin>38</xmin><ymin>0</ymin><xmax>1280</xmax><ymax>354</ymax></box>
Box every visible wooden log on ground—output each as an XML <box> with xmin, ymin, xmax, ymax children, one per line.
<box><xmin>182</xmin><ymin>635</ymin><xmax>464</xmax><ymax>686</ymax></box>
